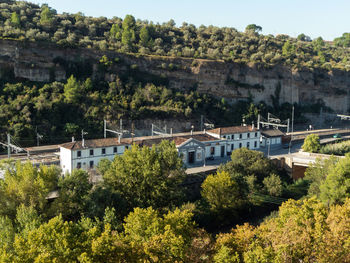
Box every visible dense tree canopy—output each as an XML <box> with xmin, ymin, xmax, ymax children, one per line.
<box><xmin>0</xmin><ymin>1</ymin><xmax>349</xmax><ymax>70</ymax></box>
<box><xmin>302</xmin><ymin>134</ymin><xmax>321</xmax><ymax>153</ymax></box>
<box><xmin>0</xmin><ymin>144</ymin><xmax>350</xmax><ymax>261</ymax></box>
<box><xmin>103</xmin><ymin>140</ymin><xmax>186</xmax><ymax>209</ymax></box>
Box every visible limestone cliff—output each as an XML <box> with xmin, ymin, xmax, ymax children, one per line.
<box><xmin>0</xmin><ymin>39</ymin><xmax>349</xmax><ymax>113</ymax></box>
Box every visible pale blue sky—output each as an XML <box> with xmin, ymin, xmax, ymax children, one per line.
<box><xmin>33</xmin><ymin>0</ymin><xmax>349</xmax><ymax>40</ymax></box>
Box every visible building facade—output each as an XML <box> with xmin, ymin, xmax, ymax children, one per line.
<box><xmin>60</xmin><ymin>125</ymin><xmax>262</xmax><ymax>174</ymax></box>
<box><xmin>207</xmin><ymin>125</ymin><xmax>261</xmax><ymax>155</ymax></box>
<box><xmin>60</xmin><ymin>138</ymin><xmax>130</xmax><ymax>174</ymax></box>
<box><xmin>260</xmin><ymin>129</ymin><xmax>284</xmax><ymax>147</ymax></box>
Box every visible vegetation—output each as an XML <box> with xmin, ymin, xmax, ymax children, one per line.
<box><xmin>0</xmin><ymin>1</ymin><xmax>349</xmax><ymax>71</ymax></box>
<box><xmin>320</xmin><ymin>139</ymin><xmax>350</xmax><ymax>155</ymax></box>
<box><xmin>0</xmin><ymin>73</ymin><xmax>246</xmax><ymax>145</ymax></box>
<box><xmin>302</xmin><ymin>134</ymin><xmax>321</xmax><ymax>153</ymax></box>
<box><xmin>1</xmin><ymin>141</ymin><xmax>350</xmax><ymax>261</ymax></box>
<box><xmin>0</xmin><ymin>1</ymin><xmax>336</xmax><ymax>147</ymax></box>
<box><xmin>0</xmin><ymin>68</ymin><xmax>310</xmax><ymax>146</ymax></box>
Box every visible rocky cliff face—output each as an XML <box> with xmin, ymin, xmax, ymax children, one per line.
<box><xmin>0</xmin><ymin>39</ymin><xmax>349</xmax><ymax>113</ymax></box>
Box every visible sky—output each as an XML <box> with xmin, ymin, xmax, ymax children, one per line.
<box><xmin>33</xmin><ymin>0</ymin><xmax>349</xmax><ymax>40</ymax></box>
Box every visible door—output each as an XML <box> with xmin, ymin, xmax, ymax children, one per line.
<box><xmin>221</xmin><ymin>146</ymin><xmax>225</xmax><ymax>157</ymax></box>
<box><xmin>188</xmin><ymin>151</ymin><xmax>195</xmax><ymax>164</ymax></box>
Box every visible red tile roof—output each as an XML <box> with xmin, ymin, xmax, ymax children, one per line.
<box><xmin>60</xmin><ymin>133</ymin><xmax>221</xmax><ymax>150</ymax></box>
<box><xmin>134</xmin><ymin>133</ymin><xmax>220</xmax><ymax>147</ymax></box>
<box><xmin>60</xmin><ymin>137</ymin><xmax>130</xmax><ymax>150</ymax></box>
<box><xmin>261</xmin><ymin>129</ymin><xmax>284</xmax><ymax>137</ymax></box>
<box><xmin>208</xmin><ymin>125</ymin><xmax>257</xmax><ymax>135</ymax></box>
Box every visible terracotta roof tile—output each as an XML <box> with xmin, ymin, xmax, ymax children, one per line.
<box><xmin>60</xmin><ymin>137</ymin><xmax>129</xmax><ymax>150</ymax></box>
<box><xmin>261</xmin><ymin>129</ymin><xmax>285</xmax><ymax>137</ymax></box>
<box><xmin>60</xmin><ymin>133</ymin><xmax>221</xmax><ymax>150</ymax></box>
<box><xmin>208</xmin><ymin>125</ymin><xmax>257</xmax><ymax>135</ymax></box>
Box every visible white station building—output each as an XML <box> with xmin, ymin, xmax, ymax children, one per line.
<box><xmin>60</xmin><ymin>138</ymin><xmax>131</xmax><ymax>174</ymax></box>
<box><xmin>207</xmin><ymin>125</ymin><xmax>261</xmax><ymax>155</ymax></box>
<box><xmin>60</xmin><ymin>125</ymin><xmax>262</xmax><ymax>174</ymax></box>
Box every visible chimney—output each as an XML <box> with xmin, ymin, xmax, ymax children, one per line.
<box><xmin>203</xmin><ymin>129</ymin><xmax>206</xmax><ymax>134</ymax></box>
<box><xmin>82</xmin><ymin>138</ymin><xmax>85</xmax><ymax>148</ymax></box>
<box><xmin>252</xmin><ymin>123</ymin><xmax>255</xmax><ymax>130</ymax></box>
<box><xmin>191</xmin><ymin>129</ymin><xmax>193</xmax><ymax>135</ymax></box>
<box><xmin>72</xmin><ymin>136</ymin><xmax>75</xmax><ymax>142</ymax></box>
<box><xmin>219</xmin><ymin>128</ymin><xmax>221</xmax><ymax>136</ymax></box>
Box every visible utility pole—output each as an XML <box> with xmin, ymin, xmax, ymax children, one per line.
<box><xmin>81</xmin><ymin>129</ymin><xmax>88</xmax><ymax>147</ymax></box>
<box><xmin>200</xmin><ymin>115</ymin><xmax>204</xmax><ymax>131</ymax></box>
<box><xmin>104</xmin><ymin>120</ymin><xmax>106</xmax><ymax>138</ymax></box>
<box><xmin>7</xmin><ymin>133</ymin><xmax>10</xmax><ymax>159</ymax></box>
<box><xmin>36</xmin><ymin>127</ymin><xmax>43</xmax><ymax>146</ymax></box>
<box><xmin>288</xmin><ymin>106</ymin><xmax>294</xmax><ymax>154</ymax></box>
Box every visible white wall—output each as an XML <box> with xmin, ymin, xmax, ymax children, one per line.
<box><xmin>61</xmin><ymin>144</ymin><xmax>131</xmax><ymax>174</ymax></box>
<box><xmin>60</xmin><ymin>147</ymin><xmax>72</xmax><ymax>174</ymax></box>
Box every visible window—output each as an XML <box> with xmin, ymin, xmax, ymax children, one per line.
<box><xmin>231</xmin><ymin>144</ymin><xmax>234</xmax><ymax>150</ymax></box>
<box><xmin>255</xmin><ymin>132</ymin><xmax>258</xmax><ymax>137</ymax></box>
<box><xmin>113</xmin><ymin>147</ymin><xmax>118</xmax><ymax>153</ymax></box>
<box><xmin>239</xmin><ymin>143</ymin><xmax>242</xmax><ymax>148</ymax></box>
<box><xmin>254</xmin><ymin>141</ymin><xmax>257</xmax><ymax>148</ymax></box>
<box><xmin>102</xmin><ymin>148</ymin><xmax>106</xmax><ymax>155</ymax></box>
<box><xmin>90</xmin><ymin>149</ymin><xmax>94</xmax><ymax>156</ymax></box>
<box><xmin>223</xmin><ymin>135</ymin><xmax>226</xmax><ymax>138</ymax></box>
<box><xmin>247</xmin><ymin>133</ymin><xmax>250</xmax><ymax>138</ymax></box>
<box><xmin>247</xmin><ymin>142</ymin><xmax>250</xmax><ymax>148</ymax></box>
<box><xmin>77</xmin><ymin>162</ymin><xmax>81</xmax><ymax>169</ymax></box>
<box><xmin>227</xmin><ymin>135</ymin><xmax>231</xmax><ymax>140</ymax></box>
<box><xmin>89</xmin><ymin>161</ymin><xmax>94</xmax><ymax>168</ymax></box>
<box><xmin>125</xmin><ymin>145</ymin><xmax>129</xmax><ymax>149</ymax></box>
<box><xmin>77</xmin><ymin>151</ymin><xmax>81</xmax><ymax>157</ymax></box>
<box><xmin>210</xmin><ymin>147</ymin><xmax>215</xmax><ymax>155</ymax></box>
<box><xmin>239</xmin><ymin>134</ymin><xmax>242</xmax><ymax>139</ymax></box>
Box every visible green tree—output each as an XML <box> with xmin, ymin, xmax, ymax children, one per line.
<box><xmin>40</xmin><ymin>4</ymin><xmax>54</xmax><ymax>26</ymax></box>
<box><xmin>110</xmin><ymin>24</ymin><xmax>122</xmax><ymax>40</ymax></box>
<box><xmin>123</xmin><ymin>207</ymin><xmax>197</xmax><ymax>261</ymax></box>
<box><xmin>121</xmin><ymin>28</ymin><xmax>136</xmax><ymax>49</ymax></box>
<box><xmin>121</xmin><ymin>15</ymin><xmax>136</xmax><ymax>50</ymax></box>
<box><xmin>64</xmin><ymin>122</ymin><xmax>79</xmax><ymax>137</ymax></box>
<box><xmin>11</xmin><ymin>12</ymin><xmax>20</xmax><ymax>28</ymax></box>
<box><xmin>245</xmin><ymin>24</ymin><xmax>262</xmax><ymax>34</ymax></box>
<box><xmin>0</xmin><ymin>162</ymin><xmax>59</xmax><ymax>219</ymax></box>
<box><xmin>219</xmin><ymin>148</ymin><xmax>275</xmax><ymax>184</ymax></box>
<box><xmin>139</xmin><ymin>26</ymin><xmax>150</xmax><ymax>47</ymax></box>
<box><xmin>304</xmin><ymin>156</ymin><xmax>338</xmax><ymax>198</ymax></box>
<box><xmin>15</xmin><ymin>205</ymin><xmax>42</xmax><ymax>233</ymax></box>
<box><xmin>122</xmin><ymin>15</ymin><xmax>135</xmax><ymax>30</ymax></box>
<box><xmin>96</xmin><ymin>158</ymin><xmax>112</xmax><ymax>176</ymax></box>
<box><xmin>244</xmin><ymin>198</ymin><xmax>328</xmax><ymax>263</ymax></box>
<box><xmin>263</xmin><ymin>174</ymin><xmax>283</xmax><ymax>196</ymax></box>
<box><xmin>201</xmin><ymin>171</ymin><xmax>246</xmax><ymax>211</ymax></box>
<box><xmin>282</xmin><ymin>40</ymin><xmax>296</xmax><ymax>57</ymax></box>
<box><xmin>12</xmin><ymin>215</ymin><xmax>94</xmax><ymax>262</ymax></box>
<box><xmin>103</xmin><ymin>140</ymin><xmax>185</xmax><ymax>209</ymax></box>
<box><xmin>50</xmin><ymin>169</ymin><xmax>92</xmax><ymax>221</ymax></box>
<box><xmin>319</xmin><ymin>154</ymin><xmax>350</xmax><ymax>205</ymax></box>
<box><xmin>64</xmin><ymin>75</ymin><xmax>80</xmax><ymax>104</ymax></box>
<box><xmin>0</xmin><ymin>216</ymin><xmax>15</xmax><ymax>257</ymax></box>
<box><xmin>302</xmin><ymin>134</ymin><xmax>320</xmax><ymax>153</ymax></box>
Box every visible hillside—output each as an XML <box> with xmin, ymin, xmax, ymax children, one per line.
<box><xmin>0</xmin><ymin>1</ymin><xmax>349</xmax><ymax>70</ymax></box>
<box><xmin>0</xmin><ymin>0</ymin><xmax>350</xmax><ymax>145</ymax></box>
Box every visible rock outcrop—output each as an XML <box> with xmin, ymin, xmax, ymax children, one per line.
<box><xmin>0</xmin><ymin>39</ymin><xmax>349</xmax><ymax>113</ymax></box>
